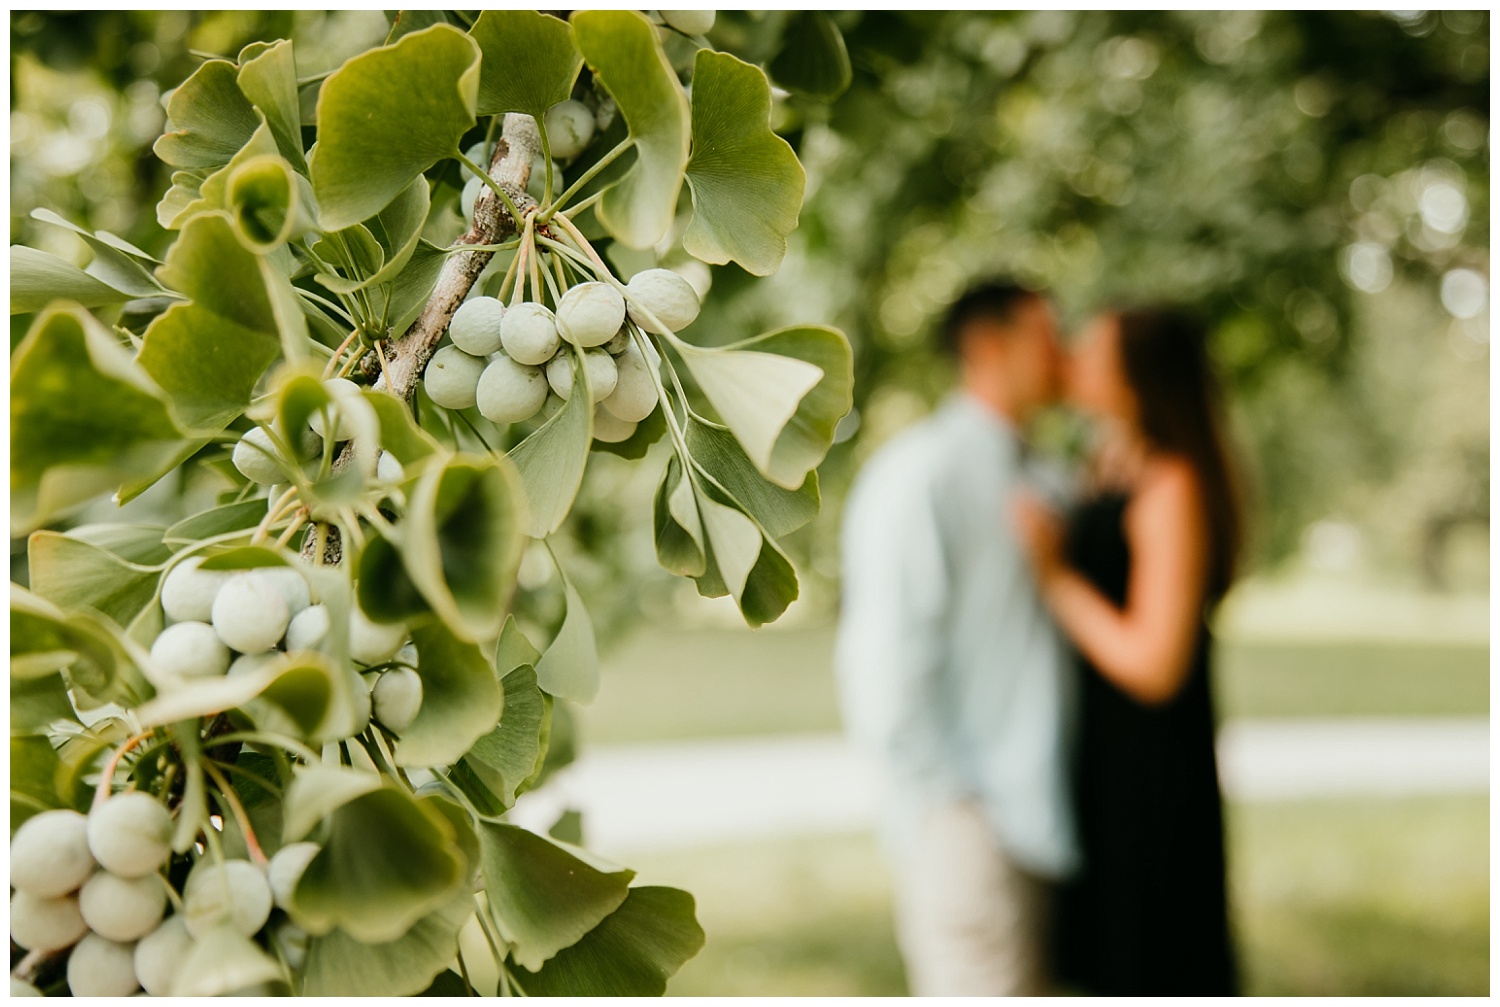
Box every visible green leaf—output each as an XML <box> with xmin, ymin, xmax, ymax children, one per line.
<box><xmin>653</xmin><ymin>455</ymin><xmax>706</xmax><ymax>577</ymax></box>
<box><xmin>132</xmin><ymin>649</ymin><xmax>341</xmax><ymax>736</ymax></box>
<box><xmin>27</xmin><ymin>529</ymin><xmax>162</xmax><ymax>627</ymax></box>
<box><xmin>140</xmin><ymin>213</ymin><xmax>302</xmax><ymax>431</ymax></box>
<box><xmin>768</xmin><ymin>11</ymin><xmax>852</xmax><ymax>101</ymax></box>
<box><xmin>685</xmin><ymin>418</ymin><xmax>820</xmax><ymax>537</ymax></box>
<box><xmin>228</xmin><ymin>154</ymin><xmax>316</xmax><ymax>252</ymax></box>
<box><xmin>154</xmin><ymin>59</ymin><xmax>261</xmax><ymax>169</ymax></box>
<box><xmin>477</xmin><ymin>820</ymin><xmax>633</xmax><ymax>971</ymax></box>
<box><xmin>13</xmin><ymin>672</ymin><xmax>78</xmax><ymax>735</ymax></box>
<box><xmin>157</xmin><ymin>168</ymin><xmax>209</xmax><ymax>229</ymax></box>
<box><xmin>292</xmin><ymin>782</ymin><xmax>467</xmax><ymax>943</ymax></box>
<box><xmin>462</xmin><ymin>664</ymin><xmax>546</xmax><ymax>811</ymax></box>
<box><xmin>395</xmin><ymin>622</ymin><xmax>504</xmax><ymax>768</ymax></box>
<box><xmin>362</xmin><ymin>387</ymin><xmax>441</xmax><ymax>465</ymax></box>
<box><xmin>684</xmin><ymin>50</ymin><xmax>805</xmax><ymax>276</ymax></box>
<box><xmin>470</xmin><ymin>10</ymin><xmax>583</xmax><ymax>119</ymax></box>
<box><xmin>496</xmin><ymin>612</ymin><xmax>542</xmax><ymax>672</ymax></box>
<box><xmin>10</xmin><ymin>587</ymin><xmax>142</xmax><ymax>706</ymax></box>
<box><xmin>281</xmin><ymin>764</ymin><xmax>382</xmax><ymax>843</ymax></box>
<box><xmin>10</xmin><ymin>303</ymin><xmax>185</xmax><ymax>535</ymax></box>
<box><xmin>670</xmin><ymin>324</ymin><xmax>852</xmax><ymax>489</ymax></box>
<box><xmin>515</xmin><ymin>886</ymin><xmax>706</xmax><ymax>996</ymax></box>
<box><xmin>65</xmin><ymin>522</ymin><xmax>172</xmax><ymax>565</ymax></box>
<box><xmin>386</xmin><ymin>239</ymin><xmax>449</xmax><ymax>336</ymax></box>
<box><xmin>273</xmin><ymin>370</ymin><xmax>382</xmax><ymax>507</ymax></box>
<box><xmin>9</xmin><ymin>246</ymin><xmax>137</xmax><ymax>314</ymax></box>
<box><xmin>302</xmin><ymin>892</ymin><xmax>474</xmax><ymax>996</ymax></box>
<box><xmin>11</xmin><ymin>735</ymin><xmax>68</xmax><ymax>829</ymax></box>
<box><xmin>507</xmin><ymin>347</ymin><xmax>592</xmax><ymax>538</ymax></box>
<box><xmin>534</xmin><ymin>566</ymin><xmax>599</xmax><ymax>704</ymax></box>
<box><xmin>384</xmin><ymin>9</ymin><xmax>460</xmax><ymax>45</ymax></box>
<box><xmin>162</xmin><ymin>117</ymin><xmax>280</xmax><ymax>230</ymax></box>
<box><xmin>163</xmin><ymin>499</ymin><xmax>267</xmax><ymax>548</ymax></box>
<box><xmin>173</xmin><ymin>923</ymin><xmax>283</xmax><ymax>997</ymax></box>
<box><xmin>236</xmin><ymin>38</ymin><xmax>308</xmax><ymax>171</ymax></box>
<box><xmin>383</xmin><ymin>453</ymin><xmax>525</xmax><ymax>642</ymax></box>
<box><xmin>29</xmin><ymin>208</ymin><xmax>164</xmax><ymax>297</ymax></box>
<box><xmin>571</xmin><ymin>10</ymin><xmax>691</xmax><ymax>248</ymax></box>
<box><xmin>310</xmin><ymin>24</ymin><xmax>480</xmax><ymax>231</ymax></box>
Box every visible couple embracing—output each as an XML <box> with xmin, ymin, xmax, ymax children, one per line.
<box><xmin>836</xmin><ymin>281</ymin><xmax>1242</xmax><ymax>996</ymax></box>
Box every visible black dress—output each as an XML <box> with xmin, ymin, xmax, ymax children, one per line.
<box><xmin>1053</xmin><ymin>491</ymin><xmax>1238</xmax><ymax>995</ymax></box>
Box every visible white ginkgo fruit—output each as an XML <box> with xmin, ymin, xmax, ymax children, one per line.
<box><xmin>556</xmin><ymin>282</ymin><xmax>626</xmax><ymax>348</ymax></box>
<box><xmin>211</xmin><ymin>573</ymin><xmax>291</xmax><ymax>655</ymax></box>
<box><xmin>544</xmin><ymin>100</ymin><xmax>597</xmax><ymax>159</ymax></box>
<box><xmin>11</xmin><ymin>809</ymin><xmax>95</xmax><ymax>897</ymax></box>
<box><xmin>396</xmin><ymin>643</ymin><xmax>419</xmax><ymax>668</ymax></box>
<box><xmin>285</xmin><ymin>604</ymin><xmax>330</xmax><ymax>652</ymax></box>
<box><xmin>423</xmin><ymin>345</ymin><xmax>486</xmax><ymax>411</ymax></box>
<box><xmin>661</xmin><ymin>9</ymin><xmax>715</xmax><ymax>34</ymax></box>
<box><xmin>182</xmin><ymin>860</ymin><xmax>273</xmax><ymax>939</ymax></box>
<box><xmin>377</xmin><ymin>451</ymin><xmax>405</xmax><ymax>484</ymax></box>
<box><xmin>149</xmin><ymin>622</ymin><xmax>231</xmax><ymax>682</ymax></box>
<box><xmin>373</xmin><ymin>668</ymin><xmax>424</xmax><ymax>733</ymax></box>
<box><xmin>476</xmin><ymin>355</ymin><xmax>549</xmax><ymax>424</ymax></box>
<box><xmin>601</xmin><ymin>342</ymin><xmax>659</xmax><ymax>422</ymax></box>
<box><xmin>461</xmin><ymin>175</ymin><xmax>482</xmax><ymax>222</ymax></box>
<box><xmin>546</xmin><ymin>349</ymin><xmax>618</xmax><ymax>403</ymax></box>
<box><xmin>307</xmin><ymin>378</ymin><xmax>362</xmax><ymax>441</ymax></box>
<box><xmin>593</xmin><ymin>405</ymin><xmax>639</xmax><ymax>444</ymax></box>
<box><xmin>349</xmin><ymin>605</ymin><xmax>406</xmax><ymax>666</ymax></box>
<box><xmin>79</xmin><ymin>871</ymin><xmax>167</xmax><ymax>942</ymax></box>
<box><xmin>499</xmin><ymin>302</ymin><xmax>561</xmax><ymax>365</ymax></box>
<box><xmin>625</xmin><ymin>268</ymin><xmax>700</xmax><ymax>334</ymax></box>
<box><xmin>253</xmin><ymin>567</ymin><xmax>311</xmax><ymax>618</ymax></box>
<box><xmin>10</xmin><ymin>890</ymin><xmax>89</xmax><ymax>951</ymax></box>
<box><xmin>66</xmin><ymin>932</ymin><xmax>140</xmax><ymax>997</ymax></box>
<box><xmin>449</xmin><ymin>297</ymin><xmax>506</xmax><ymax>356</ymax></box>
<box><xmin>160</xmin><ymin>556</ymin><xmax>231</xmax><ymax>625</ymax></box>
<box><xmin>88</xmin><ymin>793</ymin><xmax>172</xmax><ymax>879</ymax></box>
<box><xmin>540</xmin><ymin>393</ymin><xmax>566</xmax><ymax>421</ymax></box>
<box><xmin>134</xmin><ymin>916</ymin><xmax>193</xmax><ymax>997</ymax></box>
<box><xmin>231</xmin><ymin>427</ymin><xmax>283</xmax><ymax>486</ymax></box>
<box><xmin>266</xmin><ymin>842</ymin><xmax>320</xmax><ymax>912</ymax></box>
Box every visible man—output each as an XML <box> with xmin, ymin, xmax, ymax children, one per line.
<box><xmin>834</xmin><ymin>281</ymin><xmax>1076</xmax><ymax>996</ymax></box>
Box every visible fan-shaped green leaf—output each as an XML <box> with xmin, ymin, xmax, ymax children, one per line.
<box><xmin>514</xmin><ymin>886</ymin><xmax>705</xmax><ymax>996</ymax></box>
<box><xmin>507</xmin><ymin>347</ymin><xmax>592</xmax><ymax>538</ymax></box>
<box><xmin>478</xmin><ymin>820</ymin><xmax>633</xmax><ymax>971</ymax></box>
<box><xmin>768</xmin><ymin>11</ymin><xmax>852</xmax><ymax>100</ymax></box>
<box><xmin>9</xmin><ymin>246</ymin><xmax>137</xmax><ymax>314</ymax></box>
<box><xmin>571</xmin><ymin>10</ymin><xmax>690</xmax><ymax>248</ymax></box>
<box><xmin>652</xmin><ymin>455</ymin><xmax>706</xmax><ymax>577</ymax></box>
<box><xmin>395</xmin><ymin>622</ymin><xmax>504</xmax><ymax>768</ymax></box>
<box><xmin>471</xmin><ymin>10</ymin><xmax>582</xmax><ymax>119</ymax></box>
<box><xmin>310</xmin><ymin>24</ymin><xmax>480</xmax><ymax>231</ymax></box>
<box><xmin>27</xmin><ymin>530</ymin><xmax>162</xmax><ymax>627</ymax></box>
<box><xmin>292</xmin><ymin>783</ymin><xmax>467</xmax><ymax>943</ymax></box>
<box><xmin>685</xmin><ymin>418</ymin><xmax>819</xmax><ymax>537</ymax></box>
<box><xmin>174</xmin><ymin>923</ymin><xmax>284</xmax><ymax>997</ymax></box>
<box><xmin>301</xmin><ymin>892</ymin><xmax>475</xmax><ymax>996</ymax></box>
<box><xmin>534</xmin><ymin>568</ymin><xmax>599</xmax><ymax>703</ymax></box>
<box><xmin>684</xmin><ymin>50</ymin><xmax>805</xmax><ymax>276</ymax></box>
<box><xmin>236</xmin><ymin>38</ymin><xmax>307</xmax><ymax>171</ymax></box>
<box><xmin>463</xmin><ymin>663</ymin><xmax>546</xmax><ymax>811</ymax></box>
<box><xmin>154</xmin><ymin>59</ymin><xmax>261</xmax><ymax>169</ymax></box>
<box><xmin>11</xmin><ymin>303</ymin><xmax>185</xmax><ymax>535</ymax></box>
<box><xmin>28</xmin><ymin>208</ymin><xmax>163</xmax><ymax>297</ymax></box>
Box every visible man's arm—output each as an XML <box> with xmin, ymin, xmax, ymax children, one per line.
<box><xmin>834</xmin><ymin>462</ymin><xmax>965</xmax><ymax>797</ymax></box>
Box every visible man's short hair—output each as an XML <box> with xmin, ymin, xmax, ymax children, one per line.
<box><xmin>939</xmin><ymin>280</ymin><xmax>1041</xmax><ymax>356</ymax></box>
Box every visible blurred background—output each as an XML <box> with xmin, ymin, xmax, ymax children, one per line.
<box><xmin>10</xmin><ymin>9</ymin><xmax>1490</xmax><ymax>995</ymax></box>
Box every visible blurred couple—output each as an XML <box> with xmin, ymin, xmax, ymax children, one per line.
<box><xmin>835</xmin><ymin>281</ymin><xmax>1242</xmax><ymax>996</ymax></box>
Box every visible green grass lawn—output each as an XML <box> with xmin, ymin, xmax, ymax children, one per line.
<box><xmin>578</xmin><ymin>626</ymin><xmax>1489</xmax><ymax>745</ymax></box>
<box><xmin>629</xmin><ymin>795</ymin><xmax>1488</xmax><ymax>997</ymax></box>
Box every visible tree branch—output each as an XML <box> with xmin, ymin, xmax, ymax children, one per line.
<box><xmin>377</xmin><ymin>112</ymin><xmax>541</xmax><ymax>401</ymax></box>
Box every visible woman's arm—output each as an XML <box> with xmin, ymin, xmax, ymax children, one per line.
<box><xmin>1015</xmin><ymin>458</ymin><xmax>1212</xmax><ymax>705</ymax></box>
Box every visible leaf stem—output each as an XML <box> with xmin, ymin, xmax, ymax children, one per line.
<box><xmin>203</xmin><ymin>760</ymin><xmax>267</xmax><ymax>866</ymax></box>
<box><xmin>213</xmin><ymin>730</ymin><xmax>321</xmax><ymax>764</ymax></box>
<box><xmin>94</xmin><ymin>730</ymin><xmax>153</xmax><ymax>808</ymax></box>
<box><xmin>541</xmin><ymin>136</ymin><xmax>633</xmax><ymax>222</ymax></box>
<box><xmin>537</xmin><ymin>119</ymin><xmax>554</xmax><ymax>208</ymax></box>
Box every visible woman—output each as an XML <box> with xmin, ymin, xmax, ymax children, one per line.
<box><xmin>1014</xmin><ymin>307</ymin><xmax>1242</xmax><ymax>995</ymax></box>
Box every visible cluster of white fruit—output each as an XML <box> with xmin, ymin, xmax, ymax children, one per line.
<box><xmin>151</xmin><ymin>557</ymin><xmax>423</xmax><ymax>735</ymax></box>
<box><xmin>422</xmin><ymin>268</ymin><xmax>700</xmax><ymax>443</ymax></box>
<box><xmin>9</xmin><ymin>798</ymin><xmax>325</xmax><ymax>996</ymax></box>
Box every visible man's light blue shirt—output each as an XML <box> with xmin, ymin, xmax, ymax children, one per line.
<box><xmin>834</xmin><ymin>393</ymin><xmax>1079</xmax><ymax>878</ymax></box>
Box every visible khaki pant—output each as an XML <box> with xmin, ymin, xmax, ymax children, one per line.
<box><xmin>892</xmin><ymin>801</ymin><xmax>1051</xmax><ymax>997</ymax></box>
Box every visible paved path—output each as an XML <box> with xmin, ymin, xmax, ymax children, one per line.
<box><xmin>511</xmin><ymin>718</ymin><xmax>1489</xmax><ymax>856</ymax></box>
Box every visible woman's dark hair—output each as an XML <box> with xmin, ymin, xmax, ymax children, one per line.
<box><xmin>1115</xmin><ymin>308</ymin><xmax>1244</xmax><ymax>601</ymax></box>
